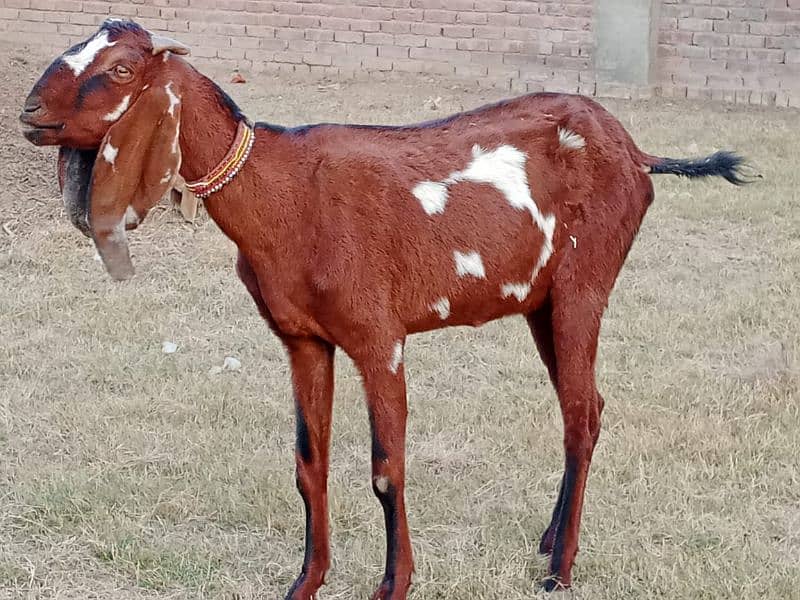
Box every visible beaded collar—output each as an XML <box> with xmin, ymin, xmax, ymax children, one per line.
<box><xmin>185</xmin><ymin>120</ymin><xmax>255</xmax><ymax>200</ymax></box>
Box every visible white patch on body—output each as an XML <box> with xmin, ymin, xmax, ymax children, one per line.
<box><xmin>454</xmin><ymin>250</ymin><xmax>486</xmax><ymax>279</ymax></box>
<box><xmin>103</xmin><ymin>94</ymin><xmax>130</xmax><ymax>122</ymax></box>
<box><xmin>171</xmin><ymin>124</ymin><xmax>180</xmax><ymax>155</ymax></box>
<box><xmin>501</xmin><ymin>282</ymin><xmax>531</xmax><ymax>302</ymax></box>
<box><xmin>570</xmin><ymin>235</ymin><xmax>577</xmax><ymax>248</ymax></box>
<box><xmin>102</xmin><ymin>142</ymin><xmax>118</xmax><ymax>166</ymax></box>
<box><xmin>412</xmin><ymin>181</ymin><xmax>448</xmax><ymax>215</ymax></box>
<box><xmin>124</xmin><ymin>205</ymin><xmax>139</xmax><ymax>227</ymax></box>
<box><xmin>165</xmin><ymin>81</ymin><xmax>180</xmax><ymax>117</ymax></box>
<box><xmin>160</xmin><ymin>169</ymin><xmax>173</xmax><ymax>184</ymax></box>
<box><xmin>374</xmin><ymin>475</ymin><xmax>390</xmax><ymax>494</ymax></box>
<box><xmin>163</xmin><ymin>50</ymin><xmax>171</xmax><ymax>63</ymax></box>
<box><xmin>388</xmin><ymin>341</ymin><xmax>404</xmax><ymax>374</ymax></box>
<box><xmin>411</xmin><ymin>144</ymin><xmax>556</xmax><ymax>283</ymax></box>
<box><xmin>430</xmin><ymin>297</ymin><xmax>450</xmax><ymax>320</ymax></box>
<box><xmin>558</xmin><ymin>127</ymin><xmax>586</xmax><ymax>150</ymax></box>
<box><xmin>62</xmin><ymin>30</ymin><xmax>116</xmax><ymax>76</ymax></box>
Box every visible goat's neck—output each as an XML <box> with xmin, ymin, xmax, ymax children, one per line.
<box><xmin>175</xmin><ymin>65</ymin><xmax>240</xmax><ymax>183</ymax></box>
<box><xmin>172</xmin><ymin>62</ymin><xmax>299</xmax><ymax>253</ymax></box>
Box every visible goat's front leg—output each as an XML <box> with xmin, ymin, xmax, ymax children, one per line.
<box><xmin>284</xmin><ymin>337</ymin><xmax>335</xmax><ymax>600</ymax></box>
<box><xmin>355</xmin><ymin>339</ymin><xmax>414</xmax><ymax>600</ymax></box>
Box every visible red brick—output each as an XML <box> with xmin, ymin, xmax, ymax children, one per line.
<box><xmin>729</xmin><ymin>8</ymin><xmax>767</xmax><ymax>20</ymax></box>
<box><xmin>747</xmin><ymin>48</ymin><xmax>785</xmax><ymax>61</ymax></box>
<box><xmin>378</xmin><ymin>45</ymin><xmax>409</xmax><ymax>58</ymax></box>
<box><xmin>692</xmin><ymin>6</ymin><xmax>728</xmax><ymax>19</ymax></box>
<box><xmin>350</xmin><ymin>19</ymin><xmax>381</xmax><ymax>32</ymax></box>
<box><xmin>346</xmin><ymin>43</ymin><xmax>379</xmax><ymax>57</ymax></box>
<box><xmin>381</xmin><ymin>20</ymin><xmax>410</xmax><ymax>33</ymax></box>
<box><xmin>712</xmin><ymin>20</ymin><xmax>748</xmax><ymax>33</ymax></box>
<box><xmin>305</xmin><ymin>29</ymin><xmax>335</xmax><ymax>42</ymax></box>
<box><xmin>766</xmin><ymin>9</ymin><xmax>798</xmax><ymax>22</ymax></box>
<box><xmin>334</xmin><ymin>30</ymin><xmax>364</xmax><ymax>43</ymax></box>
<box><xmin>303</xmin><ymin>53</ymin><xmax>333</xmax><ymax>66</ymax></box>
<box><xmin>456</xmin><ymin>12</ymin><xmax>487</xmax><ymax>25</ymax></box>
<box><xmin>749</xmin><ymin>22</ymin><xmax>786</xmax><ymax>35</ymax></box>
<box><xmin>457</xmin><ymin>38</ymin><xmax>488</xmax><ymax>51</ymax></box>
<box><xmin>766</xmin><ymin>36</ymin><xmax>800</xmax><ymax>49</ymax></box>
<box><xmin>442</xmin><ymin>25</ymin><xmax>472</xmax><ymax>38</ymax></box>
<box><xmin>426</xmin><ymin>36</ymin><xmax>457</xmax><ymax>49</ymax></box>
<box><xmin>729</xmin><ymin>34</ymin><xmax>766</xmax><ymax>47</ymax></box>
<box><xmin>710</xmin><ymin>46</ymin><xmax>747</xmax><ymax>60</ymax></box>
<box><xmin>693</xmin><ymin>32</ymin><xmax>728</xmax><ymax>46</ymax></box>
<box><xmin>423</xmin><ymin>9</ymin><xmax>456</xmax><ymax>24</ymax></box>
<box><xmin>678</xmin><ymin>18</ymin><xmax>714</xmax><ymax>32</ymax></box>
<box><xmin>394</xmin><ymin>34</ymin><xmax>426</xmax><ymax>47</ymax></box>
<box><xmin>362</xmin><ymin>56</ymin><xmax>393</xmax><ymax>71</ymax></box>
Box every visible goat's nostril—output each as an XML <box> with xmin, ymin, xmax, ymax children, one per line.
<box><xmin>23</xmin><ymin>97</ymin><xmax>42</xmax><ymax>113</ymax></box>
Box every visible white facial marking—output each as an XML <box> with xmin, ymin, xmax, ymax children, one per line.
<box><xmin>454</xmin><ymin>250</ymin><xmax>486</xmax><ymax>279</ymax></box>
<box><xmin>558</xmin><ymin>127</ymin><xmax>586</xmax><ymax>150</ymax></box>
<box><xmin>102</xmin><ymin>142</ymin><xmax>118</xmax><ymax>166</ymax></box>
<box><xmin>374</xmin><ymin>475</ymin><xmax>390</xmax><ymax>494</ymax></box>
<box><xmin>62</xmin><ymin>31</ymin><xmax>116</xmax><ymax>76</ymax></box>
<box><xmin>165</xmin><ymin>82</ymin><xmax>180</xmax><ymax>117</ymax></box>
<box><xmin>160</xmin><ymin>169</ymin><xmax>173</xmax><ymax>184</ymax></box>
<box><xmin>570</xmin><ymin>235</ymin><xmax>577</xmax><ymax>248</ymax></box>
<box><xmin>501</xmin><ymin>282</ymin><xmax>531</xmax><ymax>302</ymax></box>
<box><xmin>124</xmin><ymin>206</ymin><xmax>139</xmax><ymax>227</ymax></box>
<box><xmin>389</xmin><ymin>341</ymin><xmax>404</xmax><ymax>375</ymax></box>
<box><xmin>430</xmin><ymin>297</ymin><xmax>450</xmax><ymax>320</ymax></box>
<box><xmin>103</xmin><ymin>94</ymin><xmax>130</xmax><ymax>122</ymax></box>
<box><xmin>412</xmin><ymin>144</ymin><xmax>556</xmax><ymax>282</ymax></box>
<box><xmin>412</xmin><ymin>181</ymin><xmax>448</xmax><ymax>215</ymax></box>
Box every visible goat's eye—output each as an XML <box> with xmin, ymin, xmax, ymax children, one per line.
<box><xmin>112</xmin><ymin>65</ymin><xmax>132</xmax><ymax>78</ymax></box>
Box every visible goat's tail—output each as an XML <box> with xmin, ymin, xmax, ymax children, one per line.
<box><xmin>641</xmin><ymin>150</ymin><xmax>758</xmax><ymax>186</ymax></box>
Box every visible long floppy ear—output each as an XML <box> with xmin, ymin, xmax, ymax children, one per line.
<box><xmin>89</xmin><ymin>82</ymin><xmax>182</xmax><ymax>280</ymax></box>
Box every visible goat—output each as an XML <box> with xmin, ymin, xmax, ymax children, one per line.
<box><xmin>20</xmin><ymin>19</ymin><xmax>751</xmax><ymax>599</ymax></box>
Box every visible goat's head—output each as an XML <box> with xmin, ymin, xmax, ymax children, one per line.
<box><xmin>21</xmin><ymin>18</ymin><xmax>191</xmax><ymax>280</ymax></box>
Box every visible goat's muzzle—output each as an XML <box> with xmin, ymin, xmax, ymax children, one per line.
<box><xmin>20</xmin><ymin>94</ymin><xmax>65</xmax><ymax>145</ymax></box>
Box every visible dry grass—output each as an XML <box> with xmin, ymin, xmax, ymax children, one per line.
<box><xmin>1</xmin><ymin>48</ymin><xmax>798</xmax><ymax>599</ymax></box>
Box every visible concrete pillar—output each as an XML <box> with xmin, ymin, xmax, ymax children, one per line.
<box><xmin>593</xmin><ymin>0</ymin><xmax>660</xmax><ymax>86</ymax></box>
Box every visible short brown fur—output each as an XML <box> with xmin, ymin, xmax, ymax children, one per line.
<box><xmin>20</xmin><ymin>20</ymin><xmax>749</xmax><ymax>598</ymax></box>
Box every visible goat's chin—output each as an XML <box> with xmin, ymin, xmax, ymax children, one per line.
<box><xmin>22</xmin><ymin>127</ymin><xmax>61</xmax><ymax>146</ymax></box>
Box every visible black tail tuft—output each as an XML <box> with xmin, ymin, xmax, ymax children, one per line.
<box><xmin>649</xmin><ymin>150</ymin><xmax>758</xmax><ymax>186</ymax></box>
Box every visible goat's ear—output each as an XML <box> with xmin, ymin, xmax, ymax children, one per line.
<box><xmin>150</xmin><ymin>33</ymin><xmax>190</xmax><ymax>56</ymax></box>
<box><xmin>89</xmin><ymin>83</ymin><xmax>182</xmax><ymax>280</ymax></box>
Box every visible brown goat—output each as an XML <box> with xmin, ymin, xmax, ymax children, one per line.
<box><xmin>21</xmin><ymin>19</ymin><xmax>751</xmax><ymax>599</ymax></box>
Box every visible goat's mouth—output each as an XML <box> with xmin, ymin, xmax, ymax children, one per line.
<box><xmin>20</xmin><ymin>117</ymin><xmax>65</xmax><ymax>144</ymax></box>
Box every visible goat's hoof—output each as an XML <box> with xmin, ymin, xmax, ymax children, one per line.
<box><xmin>284</xmin><ymin>572</ymin><xmax>323</xmax><ymax>600</ymax></box>
<box><xmin>370</xmin><ymin>576</ymin><xmax>410</xmax><ymax>600</ymax></box>
<box><xmin>540</xmin><ymin>575</ymin><xmax>571</xmax><ymax>592</ymax></box>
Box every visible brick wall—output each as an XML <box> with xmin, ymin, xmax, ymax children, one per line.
<box><xmin>658</xmin><ymin>0</ymin><xmax>800</xmax><ymax>106</ymax></box>
<box><xmin>0</xmin><ymin>1</ymin><xmax>798</xmax><ymax>107</ymax></box>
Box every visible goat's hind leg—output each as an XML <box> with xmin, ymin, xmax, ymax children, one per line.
<box><xmin>526</xmin><ymin>303</ymin><xmax>563</xmax><ymax>556</ymax></box>
<box><xmin>537</xmin><ymin>291</ymin><xmax>606</xmax><ymax>591</ymax></box>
